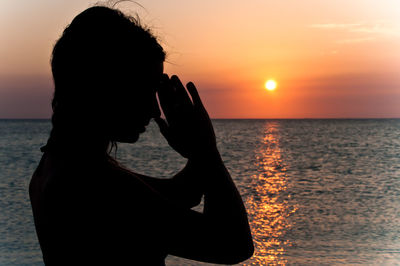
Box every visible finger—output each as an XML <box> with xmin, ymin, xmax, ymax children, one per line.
<box><xmin>186</xmin><ymin>82</ymin><xmax>204</xmax><ymax>109</ymax></box>
<box><xmin>170</xmin><ymin>75</ymin><xmax>193</xmax><ymax>107</ymax></box>
<box><xmin>161</xmin><ymin>74</ymin><xmax>176</xmax><ymax>99</ymax></box>
<box><xmin>155</xmin><ymin>74</ymin><xmax>168</xmax><ymax>93</ymax></box>
<box><xmin>157</xmin><ymin>75</ymin><xmax>175</xmax><ymax>121</ymax></box>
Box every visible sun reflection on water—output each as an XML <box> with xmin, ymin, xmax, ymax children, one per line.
<box><xmin>244</xmin><ymin>122</ymin><xmax>297</xmax><ymax>265</ymax></box>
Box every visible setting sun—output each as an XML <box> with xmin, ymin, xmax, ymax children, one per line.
<box><xmin>265</xmin><ymin>80</ymin><xmax>277</xmax><ymax>91</ymax></box>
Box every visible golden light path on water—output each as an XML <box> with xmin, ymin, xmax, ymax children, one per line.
<box><xmin>244</xmin><ymin>122</ymin><xmax>298</xmax><ymax>265</ymax></box>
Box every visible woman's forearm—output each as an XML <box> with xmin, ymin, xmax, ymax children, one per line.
<box><xmin>136</xmin><ymin>163</ymin><xmax>203</xmax><ymax>209</ymax></box>
<box><xmin>190</xmin><ymin>152</ymin><xmax>254</xmax><ymax>258</ymax></box>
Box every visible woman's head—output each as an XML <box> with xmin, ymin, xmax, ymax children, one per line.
<box><xmin>50</xmin><ymin>6</ymin><xmax>165</xmax><ymax>147</ymax></box>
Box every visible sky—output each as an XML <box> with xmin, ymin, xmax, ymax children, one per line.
<box><xmin>1</xmin><ymin>0</ymin><xmax>399</xmax><ymax>118</ymax></box>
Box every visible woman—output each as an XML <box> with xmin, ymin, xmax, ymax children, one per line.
<box><xmin>29</xmin><ymin>6</ymin><xmax>253</xmax><ymax>265</ymax></box>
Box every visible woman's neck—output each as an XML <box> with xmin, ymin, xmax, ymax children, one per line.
<box><xmin>43</xmin><ymin>127</ymin><xmax>111</xmax><ymax>159</ymax></box>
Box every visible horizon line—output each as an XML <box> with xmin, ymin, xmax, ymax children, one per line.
<box><xmin>1</xmin><ymin>117</ymin><xmax>399</xmax><ymax>120</ymax></box>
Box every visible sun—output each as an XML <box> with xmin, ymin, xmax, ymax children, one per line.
<box><xmin>265</xmin><ymin>80</ymin><xmax>277</xmax><ymax>91</ymax></box>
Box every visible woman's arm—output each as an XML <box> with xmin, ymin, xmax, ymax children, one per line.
<box><xmin>132</xmin><ymin>161</ymin><xmax>204</xmax><ymax>209</ymax></box>
<box><xmin>151</xmin><ymin>74</ymin><xmax>254</xmax><ymax>264</ymax></box>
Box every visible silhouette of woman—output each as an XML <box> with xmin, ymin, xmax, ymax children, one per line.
<box><xmin>29</xmin><ymin>6</ymin><xmax>253</xmax><ymax>265</ymax></box>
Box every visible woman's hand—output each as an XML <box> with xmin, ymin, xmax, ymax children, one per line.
<box><xmin>155</xmin><ymin>74</ymin><xmax>217</xmax><ymax>160</ymax></box>
<box><xmin>154</xmin><ymin>76</ymin><xmax>254</xmax><ymax>264</ymax></box>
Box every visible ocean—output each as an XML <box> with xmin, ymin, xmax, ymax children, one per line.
<box><xmin>0</xmin><ymin>119</ymin><xmax>399</xmax><ymax>265</ymax></box>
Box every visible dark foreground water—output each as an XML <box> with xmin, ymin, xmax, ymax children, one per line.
<box><xmin>1</xmin><ymin>119</ymin><xmax>399</xmax><ymax>265</ymax></box>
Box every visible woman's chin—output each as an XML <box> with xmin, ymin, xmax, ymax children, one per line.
<box><xmin>112</xmin><ymin>131</ymin><xmax>141</xmax><ymax>143</ymax></box>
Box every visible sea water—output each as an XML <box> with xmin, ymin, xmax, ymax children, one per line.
<box><xmin>0</xmin><ymin>119</ymin><xmax>399</xmax><ymax>265</ymax></box>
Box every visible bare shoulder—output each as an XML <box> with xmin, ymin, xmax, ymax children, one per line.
<box><xmin>105</xmin><ymin>159</ymin><xmax>144</xmax><ymax>184</ymax></box>
<box><xmin>103</xmin><ymin>159</ymin><xmax>162</xmax><ymax>198</ymax></box>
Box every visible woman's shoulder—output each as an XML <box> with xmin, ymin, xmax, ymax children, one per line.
<box><xmin>33</xmin><ymin>152</ymin><xmax>144</xmax><ymax>195</ymax></box>
<box><xmin>102</xmin><ymin>158</ymin><xmax>163</xmax><ymax>201</ymax></box>
<box><xmin>104</xmin><ymin>158</ymin><xmax>146</xmax><ymax>186</ymax></box>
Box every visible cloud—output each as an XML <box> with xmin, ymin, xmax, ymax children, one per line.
<box><xmin>310</xmin><ymin>22</ymin><xmax>400</xmax><ymax>43</ymax></box>
<box><xmin>336</xmin><ymin>37</ymin><xmax>375</xmax><ymax>44</ymax></box>
<box><xmin>310</xmin><ymin>23</ymin><xmax>363</xmax><ymax>29</ymax></box>
<box><xmin>349</xmin><ymin>25</ymin><xmax>399</xmax><ymax>36</ymax></box>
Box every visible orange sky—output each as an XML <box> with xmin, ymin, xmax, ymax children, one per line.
<box><xmin>1</xmin><ymin>0</ymin><xmax>399</xmax><ymax>118</ymax></box>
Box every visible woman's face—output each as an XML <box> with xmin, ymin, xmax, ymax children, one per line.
<box><xmin>106</xmin><ymin>62</ymin><xmax>164</xmax><ymax>143</ymax></box>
